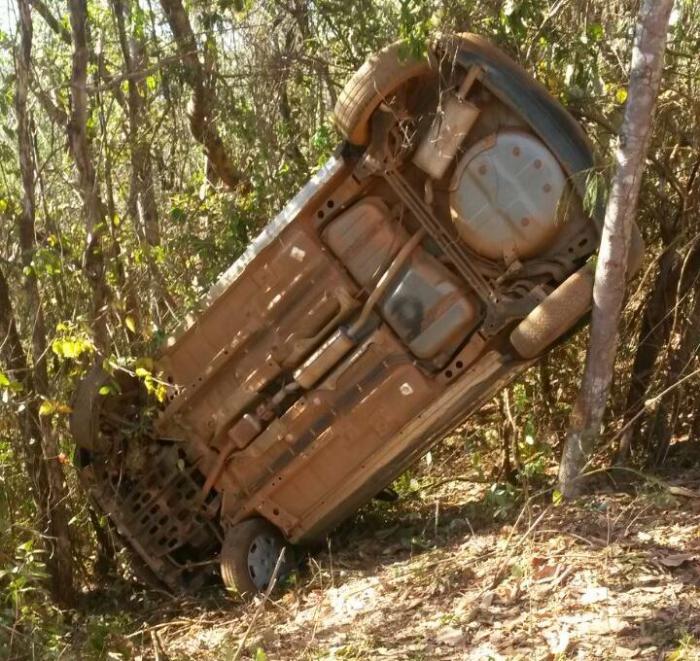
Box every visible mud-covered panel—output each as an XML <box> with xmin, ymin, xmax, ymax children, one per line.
<box><xmin>280</xmin><ymin>360</ymin><xmax>434</xmax><ymax>522</ymax></box>
<box><xmin>160</xmin><ymin>231</ymin><xmax>337</xmax><ymax>386</ymax></box>
<box><xmin>157</xmin><ymin>230</ymin><xmax>359</xmax><ymax>445</ymax></box>
<box><xmin>222</xmin><ymin>326</ymin><xmax>438</xmax><ymax>535</ymax></box>
<box><xmin>158</xmin><ymin>156</ymin><xmax>348</xmax><ymax>380</ymax></box>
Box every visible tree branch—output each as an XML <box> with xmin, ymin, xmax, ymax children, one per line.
<box><xmin>159</xmin><ymin>0</ymin><xmax>244</xmax><ymax>191</ymax></box>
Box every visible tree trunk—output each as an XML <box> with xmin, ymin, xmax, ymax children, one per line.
<box><xmin>159</xmin><ymin>0</ymin><xmax>244</xmax><ymax>191</ymax></box>
<box><xmin>113</xmin><ymin>0</ymin><xmax>161</xmax><ymax>246</ymax></box>
<box><xmin>648</xmin><ymin>245</ymin><xmax>700</xmax><ymax>464</ymax></box>
<box><xmin>30</xmin><ymin>0</ymin><xmax>72</xmax><ymax>44</ymax></box>
<box><xmin>615</xmin><ymin>245</ymin><xmax>680</xmax><ymax>462</ymax></box>
<box><xmin>0</xmin><ymin>266</ymin><xmax>75</xmax><ymax>606</ymax></box>
<box><xmin>289</xmin><ymin>0</ymin><xmax>337</xmax><ymax>107</ymax></box>
<box><xmin>13</xmin><ymin>0</ymin><xmax>75</xmax><ymax>607</ymax></box>
<box><xmin>113</xmin><ymin>0</ymin><xmax>177</xmax><ymax>324</ymax></box>
<box><xmin>67</xmin><ymin>0</ymin><xmax>110</xmax><ymax>351</ymax></box>
<box><xmin>559</xmin><ymin>0</ymin><xmax>673</xmax><ymax>498</ymax></box>
<box><xmin>279</xmin><ymin>28</ymin><xmax>308</xmax><ymax>173</ymax></box>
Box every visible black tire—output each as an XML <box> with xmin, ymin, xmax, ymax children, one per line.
<box><xmin>333</xmin><ymin>40</ymin><xmax>434</xmax><ymax>146</ymax></box>
<box><xmin>220</xmin><ymin>518</ymin><xmax>290</xmax><ymax>597</ymax></box>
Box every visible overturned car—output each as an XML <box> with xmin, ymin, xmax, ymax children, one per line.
<box><xmin>71</xmin><ymin>34</ymin><xmax>641</xmax><ymax>596</ymax></box>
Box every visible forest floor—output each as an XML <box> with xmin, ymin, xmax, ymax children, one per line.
<box><xmin>47</xmin><ymin>446</ymin><xmax>700</xmax><ymax>660</ymax></box>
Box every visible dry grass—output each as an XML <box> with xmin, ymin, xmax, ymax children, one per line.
<box><xmin>78</xmin><ymin>451</ymin><xmax>700</xmax><ymax>661</ymax></box>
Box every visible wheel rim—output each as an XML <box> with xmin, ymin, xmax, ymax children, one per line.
<box><xmin>247</xmin><ymin>533</ymin><xmax>281</xmax><ymax>591</ymax></box>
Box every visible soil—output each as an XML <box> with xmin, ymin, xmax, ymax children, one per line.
<box><xmin>61</xmin><ymin>446</ymin><xmax>700</xmax><ymax>660</ymax></box>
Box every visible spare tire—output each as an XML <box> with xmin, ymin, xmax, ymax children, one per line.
<box><xmin>333</xmin><ymin>40</ymin><xmax>434</xmax><ymax>146</ymax></box>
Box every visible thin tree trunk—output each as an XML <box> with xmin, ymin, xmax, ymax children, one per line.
<box><xmin>289</xmin><ymin>0</ymin><xmax>337</xmax><ymax>107</ymax></box>
<box><xmin>0</xmin><ymin>266</ymin><xmax>75</xmax><ymax>606</ymax></box>
<box><xmin>113</xmin><ymin>0</ymin><xmax>177</xmax><ymax>324</ymax></box>
<box><xmin>616</xmin><ymin>155</ymin><xmax>700</xmax><ymax>464</ymax></box>
<box><xmin>558</xmin><ymin>0</ymin><xmax>673</xmax><ymax>498</ymax></box>
<box><xmin>159</xmin><ymin>0</ymin><xmax>244</xmax><ymax>191</ymax></box>
<box><xmin>93</xmin><ymin>40</ymin><xmax>142</xmax><ymax>343</ymax></box>
<box><xmin>67</xmin><ymin>0</ymin><xmax>110</xmax><ymax>351</ymax></box>
<box><xmin>113</xmin><ymin>0</ymin><xmax>161</xmax><ymax>246</ymax></box>
<box><xmin>615</xmin><ymin>246</ymin><xmax>681</xmax><ymax>462</ymax></box>
<box><xmin>14</xmin><ymin>0</ymin><xmax>75</xmax><ymax>606</ymax></box>
<box><xmin>279</xmin><ymin>28</ymin><xmax>308</xmax><ymax>173</ymax></box>
<box><xmin>29</xmin><ymin>0</ymin><xmax>71</xmax><ymax>44</ymax></box>
<box><xmin>648</xmin><ymin>248</ymin><xmax>700</xmax><ymax>464</ymax></box>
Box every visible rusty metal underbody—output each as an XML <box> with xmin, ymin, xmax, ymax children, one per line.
<box><xmin>71</xmin><ymin>34</ymin><xmax>620</xmax><ymax>592</ymax></box>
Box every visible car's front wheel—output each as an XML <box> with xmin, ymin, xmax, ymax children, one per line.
<box><xmin>220</xmin><ymin>518</ymin><xmax>291</xmax><ymax>597</ymax></box>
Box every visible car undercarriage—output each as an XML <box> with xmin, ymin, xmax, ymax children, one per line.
<box><xmin>70</xmin><ymin>33</ymin><xmax>642</xmax><ymax>596</ymax></box>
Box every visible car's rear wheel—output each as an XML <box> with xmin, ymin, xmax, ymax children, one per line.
<box><xmin>220</xmin><ymin>518</ymin><xmax>290</xmax><ymax>597</ymax></box>
<box><xmin>333</xmin><ymin>40</ymin><xmax>434</xmax><ymax>146</ymax></box>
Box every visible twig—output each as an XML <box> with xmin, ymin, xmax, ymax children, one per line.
<box><xmin>126</xmin><ymin>617</ymin><xmax>235</xmax><ymax>639</ymax></box>
<box><xmin>464</xmin><ymin>514</ymin><xmax>475</xmax><ymax>537</ymax></box>
<box><xmin>536</xmin><ymin>528</ymin><xmax>602</xmax><ymax>547</ymax></box>
<box><xmin>327</xmin><ymin>537</ymin><xmax>335</xmax><ymax>589</ymax></box>
<box><xmin>0</xmin><ymin>622</ymin><xmax>26</xmax><ymax>637</ymax></box>
<box><xmin>150</xmin><ymin>630</ymin><xmax>163</xmax><ymax>661</ymax></box>
<box><xmin>490</xmin><ymin>507</ymin><xmax>550</xmax><ymax>589</ymax></box>
<box><xmin>231</xmin><ymin>547</ymin><xmax>286</xmax><ymax>661</ymax></box>
<box><xmin>545</xmin><ymin>564</ymin><xmax>576</xmax><ymax>590</ymax></box>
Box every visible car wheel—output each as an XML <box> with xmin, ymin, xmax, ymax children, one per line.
<box><xmin>220</xmin><ymin>518</ymin><xmax>290</xmax><ymax>597</ymax></box>
<box><xmin>333</xmin><ymin>40</ymin><xmax>434</xmax><ymax>146</ymax></box>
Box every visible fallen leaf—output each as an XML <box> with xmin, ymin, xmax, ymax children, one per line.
<box><xmin>615</xmin><ymin>646</ymin><xmax>640</xmax><ymax>658</ymax></box>
<box><xmin>584</xmin><ymin>617</ymin><xmax>626</xmax><ymax>635</ymax></box>
<box><xmin>436</xmin><ymin>626</ymin><xmax>466</xmax><ymax>647</ymax></box>
<box><xmin>580</xmin><ymin>585</ymin><xmax>609</xmax><ymax>605</ymax></box>
<box><xmin>401</xmin><ymin>598</ymin><xmax>422</xmax><ymax>611</ymax></box>
<box><xmin>480</xmin><ymin>591</ymin><xmax>494</xmax><ymax>610</ymax></box>
<box><xmin>533</xmin><ymin>563</ymin><xmax>559</xmax><ymax>583</ymax></box>
<box><xmin>667</xmin><ymin>485</ymin><xmax>700</xmax><ymax>499</ymax></box>
<box><xmin>501</xmin><ymin>582</ymin><xmax>521</xmax><ymax>605</ymax></box>
<box><xmin>543</xmin><ymin>627</ymin><xmax>571</xmax><ymax>655</ymax></box>
<box><xmin>657</xmin><ymin>553</ymin><xmax>695</xmax><ymax>568</ymax></box>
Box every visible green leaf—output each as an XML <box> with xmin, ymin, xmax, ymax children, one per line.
<box><xmin>583</xmin><ymin>170</ymin><xmax>608</xmax><ymax>218</ymax></box>
<box><xmin>154</xmin><ymin>384</ymin><xmax>167</xmax><ymax>403</ymax></box>
<box><xmin>98</xmin><ymin>385</ymin><xmax>112</xmax><ymax>396</ymax></box>
<box><xmin>588</xmin><ymin>22</ymin><xmax>604</xmax><ymax>41</ymax></box>
<box><xmin>170</xmin><ymin>206</ymin><xmax>185</xmax><ymax>222</ymax></box>
<box><xmin>135</xmin><ymin>367</ymin><xmax>150</xmax><ymax>378</ymax></box>
<box><xmin>615</xmin><ymin>87</ymin><xmax>628</xmax><ymax>104</ymax></box>
<box><xmin>125</xmin><ymin>315</ymin><xmax>136</xmax><ymax>334</ymax></box>
<box><xmin>552</xmin><ymin>489</ymin><xmax>563</xmax><ymax>506</ymax></box>
<box><xmin>51</xmin><ymin>335</ymin><xmax>94</xmax><ymax>359</ymax></box>
<box><xmin>38</xmin><ymin>401</ymin><xmax>55</xmax><ymax>416</ymax></box>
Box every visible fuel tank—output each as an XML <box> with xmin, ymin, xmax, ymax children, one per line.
<box><xmin>323</xmin><ymin>197</ymin><xmax>480</xmax><ymax>365</ymax></box>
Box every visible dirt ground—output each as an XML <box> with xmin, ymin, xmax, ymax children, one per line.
<box><xmin>59</xmin><ymin>449</ymin><xmax>700</xmax><ymax>661</ymax></box>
